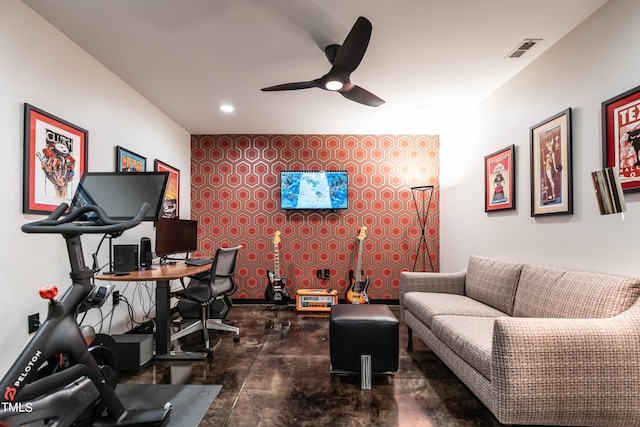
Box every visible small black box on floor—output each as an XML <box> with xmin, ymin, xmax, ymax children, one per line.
<box><xmin>329</xmin><ymin>304</ymin><xmax>399</xmax><ymax>388</ymax></box>
<box><xmin>112</xmin><ymin>334</ymin><xmax>153</xmax><ymax>371</ymax></box>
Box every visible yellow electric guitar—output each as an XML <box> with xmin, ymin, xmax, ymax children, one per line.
<box><xmin>265</xmin><ymin>231</ymin><xmax>290</xmax><ymax>305</ymax></box>
<box><xmin>346</xmin><ymin>226</ymin><xmax>370</xmax><ymax>304</ymax></box>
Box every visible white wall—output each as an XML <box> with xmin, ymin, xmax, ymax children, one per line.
<box><xmin>440</xmin><ymin>0</ymin><xmax>640</xmax><ymax>274</ymax></box>
<box><xmin>0</xmin><ymin>0</ymin><xmax>191</xmax><ymax>376</ymax></box>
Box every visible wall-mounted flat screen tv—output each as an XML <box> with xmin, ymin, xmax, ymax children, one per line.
<box><xmin>280</xmin><ymin>170</ymin><xmax>348</xmax><ymax>210</ymax></box>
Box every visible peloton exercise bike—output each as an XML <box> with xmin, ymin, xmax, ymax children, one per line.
<box><xmin>0</xmin><ymin>201</ymin><xmax>171</xmax><ymax>426</ymax></box>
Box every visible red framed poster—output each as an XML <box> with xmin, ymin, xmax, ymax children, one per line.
<box><xmin>602</xmin><ymin>84</ymin><xmax>640</xmax><ymax>193</ymax></box>
<box><xmin>154</xmin><ymin>159</ymin><xmax>179</xmax><ymax>218</ymax></box>
<box><xmin>23</xmin><ymin>103</ymin><xmax>88</xmax><ymax>214</ymax></box>
<box><xmin>484</xmin><ymin>145</ymin><xmax>515</xmax><ymax>212</ymax></box>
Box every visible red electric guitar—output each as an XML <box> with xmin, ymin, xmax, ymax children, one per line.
<box><xmin>346</xmin><ymin>226</ymin><xmax>370</xmax><ymax>304</ymax></box>
<box><xmin>265</xmin><ymin>231</ymin><xmax>290</xmax><ymax>305</ymax></box>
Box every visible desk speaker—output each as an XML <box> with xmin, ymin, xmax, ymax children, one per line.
<box><xmin>113</xmin><ymin>244</ymin><xmax>138</xmax><ymax>273</ymax></box>
<box><xmin>139</xmin><ymin>237</ymin><xmax>153</xmax><ymax>269</ymax></box>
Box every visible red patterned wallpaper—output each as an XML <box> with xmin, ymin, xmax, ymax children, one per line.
<box><xmin>190</xmin><ymin>135</ymin><xmax>439</xmax><ymax>301</ymax></box>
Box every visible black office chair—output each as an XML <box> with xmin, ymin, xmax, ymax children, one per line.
<box><xmin>171</xmin><ymin>245</ymin><xmax>242</xmax><ymax>349</ymax></box>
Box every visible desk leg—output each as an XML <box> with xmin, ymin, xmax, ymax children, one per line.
<box><xmin>153</xmin><ymin>279</ymin><xmax>208</xmax><ymax>361</ymax></box>
<box><xmin>155</xmin><ymin>279</ymin><xmax>171</xmax><ymax>356</ymax></box>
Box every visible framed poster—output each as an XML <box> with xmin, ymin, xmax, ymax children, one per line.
<box><xmin>154</xmin><ymin>159</ymin><xmax>179</xmax><ymax>218</ymax></box>
<box><xmin>116</xmin><ymin>146</ymin><xmax>146</xmax><ymax>172</ymax></box>
<box><xmin>484</xmin><ymin>145</ymin><xmax>515</xmax><ymax>212</ymax></box>
<box><xmin>23</xmin><ymin>103</ymin><xmax>88</xmax><ymax>214</ymax></box>
<box><xmin>530</xmin><ymin>108</ymin><xmax>573</xmax><ymax>217</ymax></box>
<box><xmin>602</xmin><ymin>84</ymin><xmax>640</xmax><ymax>193</ymax></box>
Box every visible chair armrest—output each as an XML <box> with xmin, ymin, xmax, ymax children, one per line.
<box><xmin>399</xmin><ymin>270</ymin><xmax>466</xmax><ymax>302</ymax></box>
<box><xmin>491</xmin><ymin>307</ymin><xmax>640</xmax><ymax>425</ymax></box>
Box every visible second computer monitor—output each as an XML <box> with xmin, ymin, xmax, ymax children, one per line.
<box><xmin>155</xmin><ymin>218</ymin><xmax>198</xmax><ymax>258</ymax></box>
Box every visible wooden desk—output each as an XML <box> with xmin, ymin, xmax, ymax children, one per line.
<box><xmin>96</xmin><ymin>262</ymin><xmax>211</xmax><ymax>358</ymax></box>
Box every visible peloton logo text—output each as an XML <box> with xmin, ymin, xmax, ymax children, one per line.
<box><xmin>6</xmin><ymin>350</ymin><xmax>42</xmax><ymax>400</ymax></box>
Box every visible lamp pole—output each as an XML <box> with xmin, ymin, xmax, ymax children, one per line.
<box><xmin>411</xmin><ymin>185</ymin><xmax>435</xmax><ymax>272</ymax></box>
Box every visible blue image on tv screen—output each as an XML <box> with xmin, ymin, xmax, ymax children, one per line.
<box><xmin>280</xmin><ymin>170</ymin><xmax>348</xmax><ymax>210</ymax></box>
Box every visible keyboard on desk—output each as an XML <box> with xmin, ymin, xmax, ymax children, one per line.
<box><xmin>185</xmin><ymin>258</ymin><xmax>213</xmax><ymax>267</ymax></box>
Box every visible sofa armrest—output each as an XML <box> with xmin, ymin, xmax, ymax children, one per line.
<box><xmin>491</xmin><ymin>306</ymin><xmax>640</xmax><ymax>425</ymax></box>
<box><xmin>399</xmin><ymin>270</ymin><xmax>466</xmax><ymax>305</ymax></box>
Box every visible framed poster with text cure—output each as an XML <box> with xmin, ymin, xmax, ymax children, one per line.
<box><xmin>23</xmin><ymin>103</ymin><xmax>88</xmax><ymax>214</ymax></box>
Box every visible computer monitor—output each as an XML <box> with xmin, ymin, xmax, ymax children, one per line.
<box><xmin>155</xmin><ymin>218</ymin><xmax>198</xmax><ymax>258</ymax></box>
<box><xmin>70</xmin><ymin>172</ymin><xmax>169</xmax><ymax>221</ymax></box>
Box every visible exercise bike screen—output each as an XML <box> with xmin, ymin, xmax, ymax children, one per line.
<box><xmin>70</xmin><ymin>172</ymin><xmax>169</xmax><ymax>221</ymax></box>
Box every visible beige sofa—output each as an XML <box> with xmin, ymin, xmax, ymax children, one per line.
<box><xmin>399</xmin><ymin>255</ymin><xmax>640</xmax><ymax>426</ymax></box>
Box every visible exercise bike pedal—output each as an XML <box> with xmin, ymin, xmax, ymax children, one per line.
<box><xmin>93</xmin><ymin>402</ymin><xmax>172</xmax><ymax>426</ymax></box>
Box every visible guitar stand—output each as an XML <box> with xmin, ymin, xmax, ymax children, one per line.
<box><xmin>263</xmin><ymin>307</ymin><xmax>292</xmax><ymax>339</ymax></box>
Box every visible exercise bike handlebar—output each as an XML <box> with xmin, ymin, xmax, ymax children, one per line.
<box><xmin>21</xmin><ymin>202</ymin><xmax>150</xmax><ymax>235</ymax></box>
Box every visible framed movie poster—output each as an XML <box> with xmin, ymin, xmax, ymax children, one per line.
<box><xmin>530</xmin><ymin>108</ymin><xmax>573</xmax><ymax>217</ymax></box>
<box><xmin>116</xmin><ymin>146</ymin><xmax>146</xmax><ymax>172</ymax></box>
<box><xmin>154</xmin><ymin>159</ymin><xmax>179</xmax><ymax>218</ymax></box>
<box><xmin>23</xmin><ymin>103</ymin><xmax>88</xmax><ymax>214</ymax></box>
<box><xmin>602</xmin><ymin>84</ymin><xmax>640</xmax><ymax>193</ymax></box>
<box><xmin>484</xmin><ymin>145</ymin><xmax>516</xmax><ymax>212</ymax></box>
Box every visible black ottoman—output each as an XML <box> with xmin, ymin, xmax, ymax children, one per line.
<box><xmin>329</xmin><ymin>304</ymin><xmax>399</xmax><ymax>389</ymax></box>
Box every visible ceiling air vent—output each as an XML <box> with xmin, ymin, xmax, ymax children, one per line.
<box><xmin>506</xmin><ymin>38</ymin><xmax>542</xmax><ymax>59</ymax></box>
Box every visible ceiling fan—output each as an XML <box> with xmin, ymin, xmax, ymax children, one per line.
<box><xmin>261</xmin><ymin>16</ymin><xmax>385</xmax><ymax>107</ymax></box>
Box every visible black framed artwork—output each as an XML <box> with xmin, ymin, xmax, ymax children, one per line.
<box><xmin>116</xmin><ymin>146</ymin><xmax>146</xmax><ymax>172</ymax></box>
<box><xmin>530</xmin><ymin>108</ymin><xmax>573</xmax><ymax>217</ymax></box>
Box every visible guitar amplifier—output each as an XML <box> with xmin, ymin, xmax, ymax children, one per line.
<box><xmin>296</xmin><ymin>289</ymin><xmax>339</xmax><ymax>312</ymax></box>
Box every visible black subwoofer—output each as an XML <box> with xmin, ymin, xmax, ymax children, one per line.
<box><xmin>113</xmin><ymin>244</ymin><xmax>138</xmax><ymax>273</ymax></box>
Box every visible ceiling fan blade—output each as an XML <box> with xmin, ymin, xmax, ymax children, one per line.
<box><xmin>332</xmin><ymin>16</ymin><xmax>372</xmax><ymax>73</ymax></box>
<box><xmin>340</xmin><ymin>85</ymin><xmax>385</xmax><ymax>107</ymax></box>
<box><xmin>261</xmin><ymin>81</ymin><xmax>319</xmax><ymax>91</ymax></box>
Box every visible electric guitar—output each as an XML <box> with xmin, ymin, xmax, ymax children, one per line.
<box><xmin>346</xmin><ymin>226</ymin><xmax>370</xmax><ymax>304</ymax></box>
<box><xmin>265</xmin><ymin>231</ymin><xmax>290</xmax><ymax>305</ymax></box>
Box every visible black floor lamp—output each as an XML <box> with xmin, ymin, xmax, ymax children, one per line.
<box><xmin>411</xmin><ymin>185</ymin><xmax>435</xmax><ymax>272</ymax></box>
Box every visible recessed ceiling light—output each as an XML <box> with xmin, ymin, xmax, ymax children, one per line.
<box><xmin>219</xmin><ymin>104</ymin><xmax>234</xmax><ymax>113</ymax></box>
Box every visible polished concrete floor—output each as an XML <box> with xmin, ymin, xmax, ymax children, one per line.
<box><xmin>120</xmin><ymin>304</ymin><xmax>517</xmax><ymax>427</ymax></box>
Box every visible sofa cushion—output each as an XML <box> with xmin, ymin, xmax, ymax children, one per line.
<box><xmin>513</xmin><ymin>264</ymin><xmax>640</xmax><ymax>318</ymax></box>
<box><xmin>465</xmin><ymin>256</ymin><xmax>523</xmax><ymax>316</ymax></box>
<box><xmin>431</xmin><ymin>315</ymin><xmax>496</xmax><ymax>380</ymax></box>
<box><xmin>403</xmin><ymin>292</ymin><xmax>507</xmax><ymax>328</ymax></box>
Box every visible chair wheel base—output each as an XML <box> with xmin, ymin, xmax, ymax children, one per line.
<box><xmin>233</xmin><ymin>334</ymin><xmax>240</xmax><ymax>343</ymax></box>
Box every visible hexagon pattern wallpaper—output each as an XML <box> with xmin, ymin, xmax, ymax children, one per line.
<box><xmin>191</xmin><ymin>134</ymin><xmax>439</xmax><ymax>301</ymax></box>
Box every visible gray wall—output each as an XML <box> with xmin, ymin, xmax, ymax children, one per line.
<box><xmin>441</xmin><ymin>0</ymin><xmax>640</xmax><ymax>274</ymax></box>
<box><xmin>0</xmin><ymin>0</ymin><xmax>191</xmax><ymax>375</ymax></box>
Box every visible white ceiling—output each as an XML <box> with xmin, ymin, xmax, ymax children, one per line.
<box><xmin>22</xmin><ymin>0</ymin><xmax>608</xmax><ymax>135</ymax></box>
